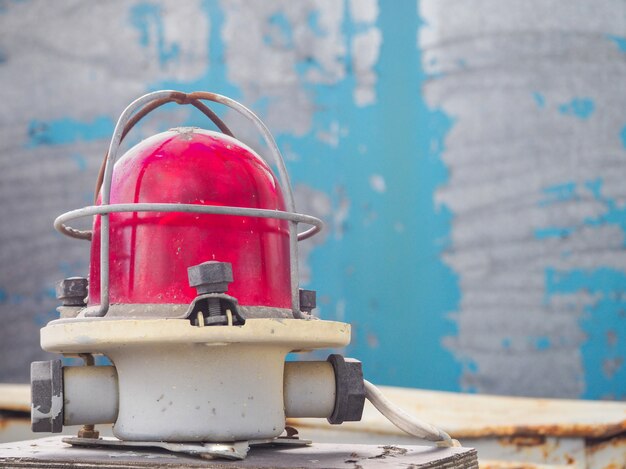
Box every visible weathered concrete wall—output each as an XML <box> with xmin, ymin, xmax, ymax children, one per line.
<box><xmin>0</xmin><ymin>0</ymin><xmax>625</xmax><ymax>400</ymax></box>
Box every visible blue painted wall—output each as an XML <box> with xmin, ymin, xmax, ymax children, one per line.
<box><xmin>1</xmin><ymin>0</ymin><xmax>626</xmax><ymax>400</ymax></box>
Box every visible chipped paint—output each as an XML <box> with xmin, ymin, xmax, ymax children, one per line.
<box><xmin>30</xmin><ymin>394</ymin><xmax>62</xmax><ymax>424</ymax></box>
<box><xmin>369</xmin><ymin>174</ymin><xmax>386</xmax><ymax>193</ymax></box>
<box><xmin>1</xmin><ymin>0</ymin><xmax>626</xmax><ymax>403</ymax></box>
<box><xmin>425</xmin><ymin>0</ymin><xmax>626</xmax><ymax>397</ymax></box>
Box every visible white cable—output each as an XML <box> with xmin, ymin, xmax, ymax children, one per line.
<box><xmin>364</xmin><ymin>380</ymin><xmax>461</xmax><ymax>448</ymax></box>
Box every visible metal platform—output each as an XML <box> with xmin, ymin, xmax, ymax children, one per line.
<box><xmin>0</xmin><ymin>436</ymin><xmax>478</xmax><ymax>468</ymax></box>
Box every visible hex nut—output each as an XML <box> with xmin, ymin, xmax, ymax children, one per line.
<box><xmin>187</xmin><ymin>261</ymin><xmax>233</xmax><ymax>294</ymax></box>
<box><xmin>326</xmin><ymin>354</ymin><xmax>366</xmax><ymax>424</ymax></box>
<box><xmin>299</xmin><ymin>289</ymin><xmax>317</xmax><ymax>314</ymax></box>
<box><xmin>31</xmin><ymin>360</ymin><xmax>63</xmax><ymax>433</ymax></box>
<box><xmin>56</xmin><ymin>277</ymin><xmax>88</xmax><ymax>306</ymax></box>
<box><xmin>77</xmin><ymin>425</ymin><xmax>100</xmax><ymax>439</ymax></box>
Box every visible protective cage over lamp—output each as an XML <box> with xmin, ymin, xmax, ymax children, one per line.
<box><xmin>30</xmin><ymin>90</ymin><xmax>457</xmax><ymax>460</ymax></box>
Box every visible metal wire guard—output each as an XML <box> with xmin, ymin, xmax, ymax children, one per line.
<box><xmin>55</xmin><ymin>90</ymin><xmax>322</xmax><ymax>318</ymax></box>
<box><xmin>54</xmin><ymin>204</ymin><xmax>323</xmax><ymax>241</ymax></box>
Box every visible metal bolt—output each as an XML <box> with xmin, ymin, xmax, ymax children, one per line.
<box><xmin>56</xmin><ymin>277</ymin><xmax>88</xmax><ymax>306</ymax></box>
<box><xmin>187</xmin><ymin>261</ymin><xmax>233</xmax><ymax>295</ymax></box>
<box><xmin>299</xmin><ymin>289</ymin><xmax>316</xmax><ymax>314</ymax></box>
<box><xmin>188</xmin><ymin>261</ymin><xmax>233</xmax><ymax>326</ymax></box>
<box><xmin>31</xmin><ymin>360</ymin><xmax>64</xmax><ymax>433</ymax></box>
<box><xmin>77</xmin><ymin>424</ymin><xmax>100</xmax><ymax>439</ymax></box>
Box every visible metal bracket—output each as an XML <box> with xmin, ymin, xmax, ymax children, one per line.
<box><xmin>62</xmin><ymin>436</ymin><xmax>312</xmax><ymax>461</ymax></box>
<box><xmin>185</xmin><ymin>293</ymin><xmax>245</xmax><ymax>326</ymax></box>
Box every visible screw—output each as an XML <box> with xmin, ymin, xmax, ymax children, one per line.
<box><xmin>187</xmin><ymin>261</ymin><xmax>233</xmax><ymax>295</ymax></box>
<box><xmin>56</xmin><ymin>277</ymin><xmax>88</xmax><ymax>306</ymax></box>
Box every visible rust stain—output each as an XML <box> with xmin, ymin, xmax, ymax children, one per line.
<box><xmin>586</xmin><ymin>434</ymin><xmax>626</xmax><ymax>469</ymax></box>
<box><xmin>480</xmin><ymin>460</ymin><xmax>557</xmax><ymax>469</ymax></box>
<box><xmin>587</xmin><ymin>434</ymin><xmax>626</xmax><ymax>454</ymax></box>
<box><xmin>452</xmin><ymin>422</ymin><xmax>626</xmax><ymax>439</ymax></box>
<box><xmin>0</xmin><ymin>414</ymin><xmax>29</xmax><ymax>431</ymax></box>
<box><xmin>496</xmin><ymin>436</ymin><xmax>568</xmax><ymax>463</ymax></box>
<box><xmin>288</xmin><ymin>417</ymin><xmax>626</xmax><ymax>439</ymax></box>
<box><xmin>499</xmin><ymin>436</ymin><xmax>546</xmax><ymax>447</ymax></box>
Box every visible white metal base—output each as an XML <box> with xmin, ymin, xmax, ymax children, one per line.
<box><xmin>40</xmin><ymin>318</ymin><xmax>350</xmax><ymax>442</ymax></box>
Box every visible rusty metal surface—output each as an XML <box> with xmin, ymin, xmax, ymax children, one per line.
<box><xmin>464</xmin><ymin>437</ymin><xmax>586</xmax><ymax>468</ymax></box>
<box><xmin>474</xmin><ymin>435</ymin><xmax>626</xmax><ymax>469</ymax></box>
<box><xmin>479</xmin><ymin>461</ymin><xmax>571</xmax><ymax>469</ymax></box>
<box><xmin>0</xmin><ymin>384</ymin><xmax>30</xmax><ymax>413</ymax></box>
<box><xmin>290</xmin><ymin>385</ymin><xmax>626</xmax><ymax>439</ymax></box>
<box><xmin>586</xmin><ymin>435</ymin><xmax>626</xmax><ymax>469</ymax></box>
<box><xmin>290</xmin><ymin>385</ymin><xmax>626</xmax><ymax>468</ymax></box>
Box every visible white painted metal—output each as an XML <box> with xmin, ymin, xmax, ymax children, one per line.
<box><xmin>284</xmin><ymin>361</ymin><xmax>335</xmax><ymax>418</ymax></box>
<box><xmin>63</xmin><ymin>366</ymin><xmax>118</xmax><ymax>426</ymax></box>
<box><xmin>39</xmin><ymin>318</ymin><xmax>350</xmax><ymax>442</ymax></box>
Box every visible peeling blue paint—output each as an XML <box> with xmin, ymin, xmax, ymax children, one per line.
<box><xmin>620</xmin><ymin>125</ymin><xmax>626</xmax><ymax>149</ymax></box>
<box><xmin>537</xmin><ymin>178</ymin><xmax>626</xmax><ymax>246</ymax></box>
<box><xmin>534</xmin><ymin>226</ymin><xmax>575</xmax><ymax>239</ymax></box>
<box><xmin>558</xmin><ymin>98</ymin><xmax>595</xmax><ymax>119</ymax></box>
<box><xmin>533</xmin><ymin>336</ymin><xmax>551</xmax><ymax>351</ymax></box>
<box><xmin>466</xmin><ymin>360</ymin><xmax>479</xmax><ymax>373</ymax></box>
<box><xmin>282</xmin><ymin>0</ymin><xmax>461</xmax><ymax>391</ymax></box>
<box><xmin>142</xmin><ymin>0</ymin><xmax>240</xmax><ymax>131</ymax></box>
<box><xmin>26</xmin><ymin>116</ymin><xmax>114</xmax><ymax>147</ymax></box>
<box><xmin>539</xmin><ymin>181</ymin><xmax>577</xmax><ymax>206</ymax></box>
<box><xmin>582</xmin><ymin>178</ymin><xmax>626</xmax><ymax>244</ymax></box>
<box><xmin>266</xmin><ymin>12</ymin><xmax>294</xmax><ymax>48</ymax></box>
<box><xmin>538</xmin><ymin>178</ymin><xmax>626</xmax><ymax>397</ymax></box>
<box><xmin>15</xmin><ymin>0</ymin><xmax>623</xmax><ymax>398</ymax></box>
<box><xmin>584</xmin><ymin>178</ymin><xmax>603</xmax><ymax>199</ymax></box>
<box><xmin>134</xmin><ymin>0</ymin><xmax>463</xmax><ymax>392</ymax></box>
<box><xmin>307</xmin><ymin>10</ymin><xmax>325</xmax><ymax>37</ymax></box>
<box><xmin>545</xmin><ymin>267</ymin><xmax>626</xmax><ymax>399</ymax></box>
<box><xmin>130</xmin><ymin>2</ymin><xmax>180</xmax><ymax>66</ymax></box>
<box><xmin>607</xmin><ymin>34</ymin><xmax>626</xmax><ymax>53</ymax></box>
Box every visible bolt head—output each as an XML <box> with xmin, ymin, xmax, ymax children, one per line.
<box><xmin>299</xmin><ymin>289</ymin><xmax>316</xmax><ymax>313</ymax></box>
<box><xmin>56</xmin><ymin>277</ymin><xmax>88</xmax><ymax>306</ymax></box>
<box><xmin>187</xmin><ymin>261</ymin><xmax>233</xmax><ymax>294</ymax></box>
<box><xmin>31</xmin><ymin>360</ymin><xmax>63</xmax><ymax>433</ymax></box>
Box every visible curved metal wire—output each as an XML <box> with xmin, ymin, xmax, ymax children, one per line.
<box><xmin>93</xmin><ymin>93</ymin><xmax>234</xmax><ymax>203</ymax></box>
<box><xmin>55</xmin><ymin>204</ymin><xmax>323</xmax><ymax>240</ymax></box>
